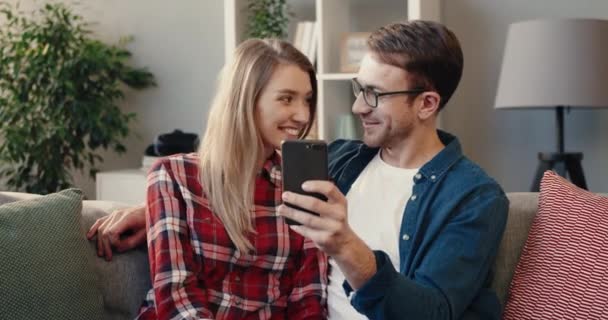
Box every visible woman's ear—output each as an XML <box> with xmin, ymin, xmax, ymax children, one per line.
<box><xmin>418</xmin><ymin>91</ymin><xmax>441</xmax><ymax>120</ymax></box>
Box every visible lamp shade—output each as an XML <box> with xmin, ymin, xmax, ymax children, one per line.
<box><xmin>495</xmin><ymin>19</ymin><xmax>608</xmax><ymax>109</ymax></box>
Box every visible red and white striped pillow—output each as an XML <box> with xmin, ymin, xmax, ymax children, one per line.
<box><xmin>503</xmin><ymin>171</ymin><xmax>608</xmax><ymax>319</ymax></box>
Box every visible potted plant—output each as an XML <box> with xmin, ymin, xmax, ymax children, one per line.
<box><xmin>246</xmin><ymin>0</ymin><xmax>292</xmax><ymax>39</ymax></box>
<box><xmin>0</xmin><ymin>2</ymin><xmax>156</xmax><ymax>194</ymax></box>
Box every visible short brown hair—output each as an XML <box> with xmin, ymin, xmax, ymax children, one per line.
<box><xmin>367</xmin><ymin>21</ymin><xmax>463</xmax><ymax>110</ymax></box>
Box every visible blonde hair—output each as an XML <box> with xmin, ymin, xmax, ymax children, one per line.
<box><xmin>199</xmin><ymin>39</ymin><xmax>317</xmax><ymax>252</ymax></box>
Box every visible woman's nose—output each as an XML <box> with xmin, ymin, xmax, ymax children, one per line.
<box><xmin>293</xmin><ymin>99</ymin><xmax>310</xmax><ymax>123</ymax></box>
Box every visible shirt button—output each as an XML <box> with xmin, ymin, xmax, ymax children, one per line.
<box><xmin>415</xmin><ymin>173</ymin><xmax>422</xmax><ymax>180</ymax></box>
<box><xmin>235</xmin><ymin>276</ymin><xmax>241</xmax><ymax>282</ymax></box>
<box><xmin>402</xmin><ymin>234</ymin><xmax>410</xmax><ymax>241</ymax></box>
<box><xmin>234</xmin><ymin>297</ymin><xmax>242</xmax><ymax>305</ymax></box>
<box><xmin>411</xmin><ymin>195</ymin><xmax>417</xmax><ymax>201</ymax></box>
<box><xmin>431</xmin><ymin>175</ymin><xmax>436</xmax><ymax>181</ymax></box>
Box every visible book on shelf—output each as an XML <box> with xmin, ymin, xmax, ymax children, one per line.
<box><xmin>293</xmin><ymin>21</ymin><xmax>318</xmax><ymax>65</ymax></box>
<box><xmin>308</xmin><ymin>22</ymin><xmax>318</xmax><ymax>65</ymax></box>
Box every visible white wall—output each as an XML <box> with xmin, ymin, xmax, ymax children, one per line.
<box><xmin>78</xmin><ymin>0</ymin><xmax>225</xmax><ymax>199</ymax></box>
<box><xmin>1</xmin><ymin>0</ymin><xmax>225</xmax><ymax>198</ymax></box>
<box><xmin>441</xmin><ymin>0</ymin><xmax>608</xmax><ymax>192</ymax></box>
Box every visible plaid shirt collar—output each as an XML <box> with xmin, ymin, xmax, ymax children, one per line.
<box><xmin>261</xmin><ymin>151</ymin><xmax>282</xmax><ymax>187</ymax></box>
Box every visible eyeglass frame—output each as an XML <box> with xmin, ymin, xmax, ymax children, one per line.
<box><xmin>351</xmin><ymin>77</ymin><xmax>426</xmax><ymax>108</ymax></box>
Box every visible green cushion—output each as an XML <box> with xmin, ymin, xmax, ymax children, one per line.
<box><xmin>0</xmin><ymin>189</ymin><xmax>104</xmax><ymax>319</ymax></box>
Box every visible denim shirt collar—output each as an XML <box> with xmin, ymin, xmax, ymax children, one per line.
<box><xmin>352</xmin><ymin>130</ymin><xmax>463</xmax><ymax>178</ymax></box>
<box><xmin>417</xmin><ymin>130</ymin><xmax>463</xmax><ymax>180</ymax></box>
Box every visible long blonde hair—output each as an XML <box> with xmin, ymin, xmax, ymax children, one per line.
<box><xmin>199</xmin><ymin>39</ymin><xmax>317</xmax><ymax>252</ymax></box>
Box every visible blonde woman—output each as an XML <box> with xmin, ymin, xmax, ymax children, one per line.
<box><xmin>135</xmin><ymin>39</ymin><xmax>327</xmax><ymax>319</ymax></box>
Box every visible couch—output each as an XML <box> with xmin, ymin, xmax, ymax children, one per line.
<box><xmin>0</xmin><ymin>191</ymin><xmax>539</xmax><ymax>319</ymax></box>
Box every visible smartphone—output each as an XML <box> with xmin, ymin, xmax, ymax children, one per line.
<box><xmin>281</xmin><ymin>140</ymin><xmax>329</xmax><ymax>225</ymax></box>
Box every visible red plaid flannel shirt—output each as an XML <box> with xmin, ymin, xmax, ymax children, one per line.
<box><xmin>136</xmin><ymin>153</ymin><xmax>328</xmax><ymax>320</ymax></box>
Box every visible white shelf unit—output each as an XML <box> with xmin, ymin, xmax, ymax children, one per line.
<box><xmin>96</xmin><ymin>169</ymin><xmax>147</xmax><ymax>205</ymax></box>
<box><xmin>225</xmin><ymin>0</ymin><xmax>441</xmax><ymax>141</ymax></box>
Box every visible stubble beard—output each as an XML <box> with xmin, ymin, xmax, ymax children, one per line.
<box><xmin>363</xmin><ymin>121</ymin><xmax>414</xmax><ymax>150</ymax></box>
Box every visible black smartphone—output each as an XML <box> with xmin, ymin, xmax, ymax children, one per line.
<box><xmin>281</xmin><ymin>140</ymin><xmax>329</xmax><ymax>225</ymax></box>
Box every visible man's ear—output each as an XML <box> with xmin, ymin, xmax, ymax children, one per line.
<box><xmin>417</xmin><ymin>91</ymin><xmax>441</xmax><ymax>120</ymax></box>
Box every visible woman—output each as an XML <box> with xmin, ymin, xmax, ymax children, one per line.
<box><xmin>136</xmin><ymin>39</ymin><xmax>327</xmax><ymax>319</ymax></box>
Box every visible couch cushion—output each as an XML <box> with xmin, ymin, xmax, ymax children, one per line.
<box><xmin>503</xmin><ymin>171</ymin><xmax>608</xmax><ymax>319</ymax></box>
<box><xmin>0</xmin><ymin>189</ymin><xmax>104</xmax><ymax>319</ymax></box>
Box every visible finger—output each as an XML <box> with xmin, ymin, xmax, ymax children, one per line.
<box><xmin>101</xmin><ymin>233</ymin><xmax>113</xmax><ymax>261</ymax></box>
<box><xmin>97</xmin><ymin>221</ymin><xmax>106</xmax><ymax>257</ymax></box>
<box><xmin>282</xmin><ymin>191</ymin><xmax>332</xmax><ymax>216</ymax></box>
<box><xmin>278</xmin><ymin>204</ymin><xmax>335</xmax><ymax>230</ymax></box>
<box><xmin>96</xmin><ymin>214</ymin><xmax>115</xmax><ymax>257</ymax></box>
<box><xmin>282</xmin><ymin>191</ymin><xmax>346</xmax><ymax>221</ymax></box>
<box><xmin>87</xmin><ymin>217</ymin><xmax>106</xmax><ymax>239</ymax></box>
<box><xmin>102</xmin><ymin>211</ymin><xmax>122</xmax><ymax>245</ymax></box>
<box><xmin>302</xmin><ymin>180</ymin><xmax>345</xmax><ymax>204</ymax></box>
<box><xmin>116</xmin><ymin>228</ymin><xmax>146</xmax><ymax>252</ymax></box>
<box><xmin>289</xmin><ymin>224</ymin><xmax>308</xmax><ymax>238</ymax></box>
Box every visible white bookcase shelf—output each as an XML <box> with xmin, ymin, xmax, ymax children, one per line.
<box><xmin>225</xmin><ymin>0</ymin><xmax>441</xmax><ymax>141</ymax></box>
<box><xmin>96</xmin><ymin>169</ymin><xmax>147</xmax><ymax>205</ymax></box>
<box><xmin>318</xmin><ymin>73</ymin><xmax>358</xmax><ymax>81</ymax></box>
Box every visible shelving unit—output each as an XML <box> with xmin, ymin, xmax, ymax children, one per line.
<box><xmin>96</xmin><ymin>169</ymin><xmax>146</xmax><ymax>205</ymax></box>
<box><xmin>225</xmin><ymin>0</ymin><xmax>441</xmax><ymax>141</ymax></box>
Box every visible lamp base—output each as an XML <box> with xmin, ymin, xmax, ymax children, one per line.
<box><xmin>531</xmin><ymin>152</ymin><xmax>587</xmax><ymax>192</ymax></box>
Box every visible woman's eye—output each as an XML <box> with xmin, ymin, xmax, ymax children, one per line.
<box><xmin>280</xmin><ymin>96</ymin><xmax>293</xmax><ymax>103</ymax></box>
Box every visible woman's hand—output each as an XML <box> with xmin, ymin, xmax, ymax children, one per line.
<box><xmin>86</xmin><ymin>204</ymin><xmax>147</xmax><ymax>261</ymax></box>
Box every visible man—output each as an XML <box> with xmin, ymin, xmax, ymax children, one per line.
<box><xmin>88</xmin><ymin>21</ymin><xmax>508</xmax><ymax>320</ymax></box>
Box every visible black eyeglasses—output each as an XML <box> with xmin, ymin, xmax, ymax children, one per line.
<box><xmin>351</xmin><ymin>78</ymin><xmax>426</xmax><ymax>108</ymax></box>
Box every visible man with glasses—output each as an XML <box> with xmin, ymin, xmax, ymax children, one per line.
<box><xmin>278</xmin><ymin>20</ymin><xmax>508</xmax><ymax>320</ymax></box>
<box><xmin>89</xmin><ymin>20</ymin><xmax>508</xmax><ymax>320</ymax></box>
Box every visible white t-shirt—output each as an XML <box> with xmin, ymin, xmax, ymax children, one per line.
<box><xmin>328</xmin><ymin>152</ymin><xmax>418</xmax><ymax>319</ymax></box>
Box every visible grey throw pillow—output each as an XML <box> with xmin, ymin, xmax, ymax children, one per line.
<box><xmin>0</xmin><ymin>189</ymin><xmax>104</xmax><ymax>319</ymax></box>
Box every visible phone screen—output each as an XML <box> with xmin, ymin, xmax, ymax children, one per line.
<box><xmin>281</xmin><ymin>140</ymin><xmax>329</xmax><ymax>225</ymax></box>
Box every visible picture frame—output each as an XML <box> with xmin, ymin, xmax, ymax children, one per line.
<box><xmin>340</xmin><ymin>32</ymin><xmax>371</xmax><ymax>73</ymax></box>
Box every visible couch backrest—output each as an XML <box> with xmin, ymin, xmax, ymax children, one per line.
<box><xmin>1</xmin><ymin>191</ymin><xmax>542</xmax><ymax>317</ymax></box>
<box><xmin>492</xmin><ymin>192</ymin><xmax>539</xmax><ymax>308</ymax></box>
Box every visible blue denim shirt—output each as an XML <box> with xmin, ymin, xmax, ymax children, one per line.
<box><xmin>328</xmin><ymin>131</ymin><xmax>509</xmax><ymax>320</ymax></box>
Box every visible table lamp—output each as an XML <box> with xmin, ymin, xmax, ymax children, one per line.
<box><xmin>494</xmin><ymin>18</ymin><xmax>608</xmax><ymax>191</ymax></box>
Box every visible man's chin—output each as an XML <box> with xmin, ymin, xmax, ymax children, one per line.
<box><xmin>362</xmin><ymin>133</ymin><xmax>382</xmax><ymax>148</ymax></box>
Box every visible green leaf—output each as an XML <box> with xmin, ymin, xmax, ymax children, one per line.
<box><xmin>0</xmin><ymin>2</ymin><xmax>156</xmax><ymax>194</ymax></box>
<box><xmin>245</xmin><ymin>0</ymin><xmax>291</xmax><ymax>39</ymax></box>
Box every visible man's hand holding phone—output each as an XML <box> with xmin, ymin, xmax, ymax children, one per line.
<box><xmin>279</xmin><ymin>180</ymin><xmax>352</xmax><ymax>255</ymax></box>
<box><xmin>278</xmin><ymin>180</ymin><xmax>378</xmax><ymax>290</ymax></box>
<box><xmin>279</xmin><ymin>140</ymin><xmax>377</xmax><ymax>289</ymax></box>
<box><xmin>279</xmin><ymin>139</ymin><xmax>358</xmax><ymax>257</ymax></box>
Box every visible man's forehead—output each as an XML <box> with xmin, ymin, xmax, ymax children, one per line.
<box><xmin>357</xmin><ymin>53</ymin><xmax>409</xmax><ymax>89</ymax></box>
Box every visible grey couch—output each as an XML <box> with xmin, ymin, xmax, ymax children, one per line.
<box><xmin>0</xmin><ymin>191</ymin><xmax>539</xmax><ymax>319</ymax></box>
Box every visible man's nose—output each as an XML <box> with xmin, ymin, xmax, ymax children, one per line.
<box><xmin>352</xmin><ymin>94</ymin><xmax>372</xmax><ymax>115</ymax></box>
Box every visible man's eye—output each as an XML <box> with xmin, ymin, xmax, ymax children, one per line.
<box><xmin>364</xmin><ymin>88</ymin><xmax>377</xmax><ymax>97</ymax></box>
